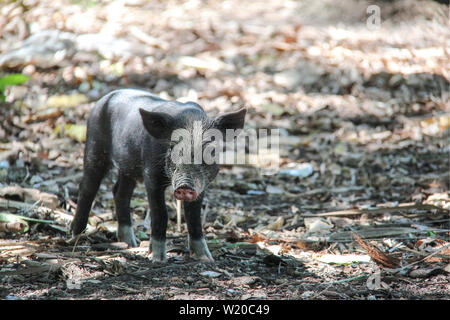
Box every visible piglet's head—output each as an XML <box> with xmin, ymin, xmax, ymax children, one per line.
<box><xmin>139</xmin><ymin>107</ymin><xmax>246</xmax><ymax>201</ymax></box>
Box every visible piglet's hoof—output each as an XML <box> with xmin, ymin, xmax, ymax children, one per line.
<box><xmin>151</xmin><ymin>254</ymin><xmax>167</xmax><ymax>264</ymax></box>
<box><xmin>117</xmin><ymin>225</ymin><xmax>139</xmax><ymax>248</ymax></box>
<box><xmin>192</xmin><ymin>253</ymin><xmax>215</xmax><ymax>263</ymax></box>
<box><xmin>189</xmin><ymin>238</ymin><xmax>214</xmax><ymax>263</ymax></box>
<box><xmin>150</xmin><ymin>239</ymin><xmax>167</xmax><ymax>263</ymax></box>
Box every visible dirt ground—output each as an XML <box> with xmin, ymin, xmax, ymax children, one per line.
<box><xmin>0</xmin><ymin>0</ymin><xmax>449</xmax><ymax>300</ymax></box>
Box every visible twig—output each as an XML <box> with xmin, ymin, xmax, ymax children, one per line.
<box><xmin>202</xmin><ymin>199</ymin><xmax>209</xmax><ymax>227</ymax></box>
<box><xmin>302</xmin><ymin>202</ymin><xmax>448</xmax><ymax>217</ymax></box>
<box><xmin>391</xmin><ymin>244</ymin><xmax>450</xmax><ymax>272</ymax></box>
<box><xmin>129</xmin><ymin>26</ymin><xmax>169</xmax><ymax>49</ymax></box>
<box><xmin>72</xmin><ymin>233</ymin><xmax>82</xmax><ymax>253</ymax></box>
<box><xmin>130</xmin><ymin>260</ymin><xmax>203</xmax><ymax>278</ymax></box>
<box><xmin>33</xmin><ymin>172</ymin><xmax>83</xmax><ymax>188</ymax></box>
<box><xmin>0</xmin><ymin>264</ymin><xmax>62</xmax><ymax>276</ymax></box>
<box><xmin>24</xmin><ymin>108</ymin><xmax>63</xmax><ymax>124</ymax></box>
<box><xmin>284</xmin><ymin>186</ymin><xmax>365</xmax><ymax>198</ymax></box>
<box><xmin>398</xmin><ymin>247</ymin><xmax>450</xmax><ymax>260</ymax></box>
<box><xmin>0</xmin><ymin>197</ymin><xmax>57</xmax><ymax>216</ymax></box>
<box><xmin>318</xmin><ymin>274</ymin><xmax>369</xmax><ymax>285</ymax></box>
<box><xmin>318</xmin><ymin>243</ymin><xmax>450</xmax><ymax>286</ymax></box>
<box><xmin>177</xmin><ymin>199</ymin><xmax>182</xmax><ymax>233</ymax></box>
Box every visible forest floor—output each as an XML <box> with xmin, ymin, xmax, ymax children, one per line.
<box><xmin>0</xmin><ymin>0</ymin><xmax>449</xmax><ymax>300</ymax></box>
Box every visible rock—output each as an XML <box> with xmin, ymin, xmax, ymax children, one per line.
<box><xmin>200</xmin><ymin>271</ymin><xmax>222</xmax><ymax>278</ymax></box>
<box><xmin>279</xmin><ymin>163</ymin><xmax>313</xmax><ymax>178</ymax></box>
<box><xmin>267</xmin><ymin>216</ymin><xmax>284</xmax><ymax>231</ymax></box>
<box><xmin>0</xmin><ymin>160</ymin><xmax>10</xmax><ymax>169</ymax></box>
<box><xmin>444</xmin><ymin>263</ymin><xmax>450</xmax><ymax>274</ymax></box>
<box><xmin>0</xmin><ymin>30</ymin><xmax>146</xmax><ymax>69</ymax></box>
<box><xmin>274</xmin><ymin>70</ymin><xmax>302</xmax><ymax>89</ymax></box>
<box><xmin>388</xmin><ymin>74</ymin><xmax>404</xmax><ymax>87</ymax></box>
<box><xmin>223</xmin><ymin>214</ymin><xmax>247</xmax><ymax>226</ymax></box>
<box><xmin>247</xmin><ymin>190</ymin><xmax>265</xmax><ymax>195</ymax></box>
<box><xmin>304</xmin><ymin>217</ymin><xmax>333</xmax><ymax>233</ymax></box>
<box><xmin>409</xmin><ymin>267</ymin><xmax>443</xmax><ymax>278</ymax></box>
<box><xmin>0</xmin><ymin>30</ymin><xmax>76</xmax><ymax>68</ymax></box>
<box><xmin>300</xmin><ymin>291</ymin><xmax>315</xmax><ymax>299</ymax></box>
<box><xmin>232</xmin><ymin>276</ymin><xmax>259</xmax><ymax>286</ymax></box>
<box><xmin>266</xmin><ymin>185</ymin><xmax>284</xmax><ymax>194</ymax></box>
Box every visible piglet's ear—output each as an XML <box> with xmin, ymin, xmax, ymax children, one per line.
<box><xmin>213</xmin><ymin>108</ymin><xmax>247</xmax><ymax>133</ymax></box>
<box><xmin>139</xmin><ymin>109</ymin><xmax>175</xmax><ymax>140</ymax></box>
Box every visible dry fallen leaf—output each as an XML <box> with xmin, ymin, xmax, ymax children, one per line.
<box><xmin>353</xmin><ymin>233</ymin><xmax>400</xmax><ymax>268</ymax></box>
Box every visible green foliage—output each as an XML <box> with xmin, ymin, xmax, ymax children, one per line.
<box><xmin>0</xmin><ymin>73</ymin><xmax>29</xmax><ymax>102</ymax></box>
<box><xmin>71</xmin><ymin>0</ymin><xmax>99</xmax><ymax>8</ymax></box>
<box><xmin>0</xmin><ymin>212</ymin><xmax>29</xmax><ymax>233</ymax></box>
<box><xmin>427</xmin><ymin>230</ymin><xmax>437</xmax><ymax>237</ymax></box>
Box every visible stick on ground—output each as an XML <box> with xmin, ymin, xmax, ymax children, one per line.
<box><xmin>177</xmin><ymin>199</ymin><xmax>182</xmax><ymax>233</ymax></box>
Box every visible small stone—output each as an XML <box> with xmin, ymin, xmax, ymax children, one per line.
<box><xmin>199</xmin><ymin>271</ymin><xmax>221</xmax><ymax>278</ymax></box>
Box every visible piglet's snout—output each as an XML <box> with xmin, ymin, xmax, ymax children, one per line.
<box><xmin>174</xmin><ymin>188</ymin><xmax>198</xmax><ymax>201</ymax></box>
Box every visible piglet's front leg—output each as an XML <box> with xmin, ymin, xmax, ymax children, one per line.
<box><xmin>184</xmin><ymin>195</ymin><xmax>214</xmax><ymax>262</ymax></box>
<box><xmin>145</xmin><ymin>185</ymin><xmax>169</xmax><ymax>263</ymax></box>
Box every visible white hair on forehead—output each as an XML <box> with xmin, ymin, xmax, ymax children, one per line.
<box><xmin>181</xmin><ymin>117</ymin><xmax>215</xmax><ymax>145</ymax></box>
